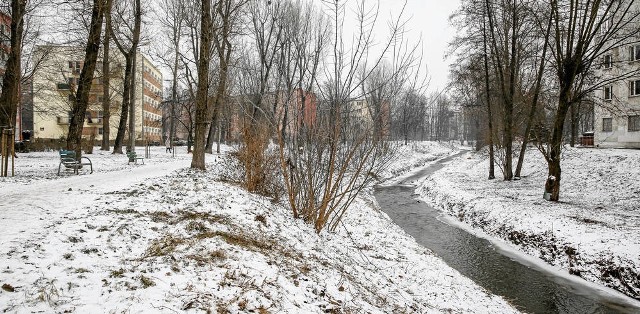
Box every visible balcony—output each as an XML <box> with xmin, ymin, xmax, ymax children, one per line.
<box><xmin>87</xmin><ymin>118</ymin><xmax>103</xmax><ymax>125</ymax></box>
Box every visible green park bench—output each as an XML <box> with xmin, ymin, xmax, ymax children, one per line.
<box><xmin>58</xmin><ymin>150</ymin><xmax>93</xmax><ymax>175</ymax></box>
<box><xmin>127</xmin><ymin>151</ymin><xmax>144</xmax><ymax>165</ymax></box>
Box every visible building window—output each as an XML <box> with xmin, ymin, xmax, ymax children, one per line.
<box><xmin>629</xmin><ymin>45</ymin><xmax>640</xmax><ymax>62</ymax></box>
<box><xmin>602</xmin><ymin>118</ymin><xmax>612</xmax><ymax>132</ymax></box>
<box><xmin>629</xmin><ymin>115</ymin><xmax>640</xmax><ymax>132</ymax></box>
<box><xmin>604</xmin><ymin>85</ymin><xmax>613</xmax><ymax>100</ymax></box>
<box><xmin>630</xmin><ymin>80</ymin><xmax>640</xmax><ymax>96</ymax></box>
<box><xmin>98</xmin><ymin>127</ymin><xmax>103</xmax><ymax>135</ymax></box>
<box><xmin>603</xmin><ymin>54</ymin><xmax>613</xmax><ymax>69</ymax></box>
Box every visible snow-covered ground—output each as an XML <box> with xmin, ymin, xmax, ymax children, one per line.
<box><xmin>0</xmin><ymin>144</ymin><xmax>518</xmax><ymax>313</ymax></box>
<box><xmin>416</xmin><ymin>146</ymin><xmax>640</xmax><ymax>299</ymax></box>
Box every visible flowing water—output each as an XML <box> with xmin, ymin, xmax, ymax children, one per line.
<box><xmin>375</xmin><ymin>154</ymin><xmax>640</xmax><ymax>313</ymax></box>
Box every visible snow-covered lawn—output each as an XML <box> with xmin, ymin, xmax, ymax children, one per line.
<box><xmin>417</xmin><ymin>146</ymin><xmax>640</xmax><ymax>299</ymax></box>
<box><xmin>0</xmin><ymin>144</ymin><xmax>517</xmax><ymax>313</ymax></box>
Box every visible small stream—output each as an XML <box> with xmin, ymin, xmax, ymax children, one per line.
<box><xmin>375</xmin><ymin>154</ymin><xmax>640</xmax><ymax>313</ymax></box>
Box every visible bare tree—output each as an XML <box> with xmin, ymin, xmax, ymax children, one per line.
<box><xmin>190</xmin><ymin>0</ymin><xmax>213</xmax><ymax>169</ymax></box>
<box><xmin>514</xmin><ymin>7</ymin><xmax>553</xmax><ymax>178</ymax></box>
<box><xmin>0</xmin><ymin>0</ymin><xmax>27</xmax><ymax>134</ymax></box>
<box><xmin>110</xmin><ymin>0</ymin><xmax>142</xmax><ymax>154</ymax></box>
<box><xmin>100</xmin><ymin>0</ymin><xmax>113</xmax><ymax>151</ymax></box>
<box><xmin>155</xmin><ymin>0</ymin><xmax>186</xmax><ymax>154</ymax></box>
<box><xmin>66</xmin><ymin>0</ymin><xmax>106</xmax><ymax>157</ymax></box>
<box><xmin>275</xmin><ymin>0</ymin><xmax>419</xmax><ymax>232</ymax></box>
<box><xmin>205</xmin><ymin>0</ymin><xmax>247</xmax><ymax>154</ymax></box>
<box><xmin>541</xmin><ymin>0</ymin><xmax>640</xmax><ymax>201</ymax></box>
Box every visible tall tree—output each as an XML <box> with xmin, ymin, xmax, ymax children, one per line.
<box><xmin>205</xmin><ymin>0</ymin><xmax>246</xmax><ymax>154</ymax></box>
<box><xmin>66</xmin><ymin>0</ymin><xmax>106</xmax><ymax>156</ymax></box>
<box><xmin>190</xmin><ymin>0</ymin><xmax>213</xmax><ymax>169</ymax></box>
<box><xmin>0</xmin><ymin>0</ymin><xmax>27</xmax><ymax>134</ymax></box>
<box><xmin>542</xmin><ymin>0</ymin><xmax>640</xmax><ymax>201</ymax></box>
<box><xmin>514</xmin><ymin>9</ymin><xmax>553</xmax><ymax>178</ymax></box>
<box><xmin>484</xmin><ymin>0</ymin><xmax>523</xmax><ymax>181</ymax></box>
<box><xmin>111</xmin><ymin>0</ymin><xmax>142</xmax><ymax>154</ymax></box>
<box><xmin>156</xmin><ymin>0</ymin><xmax>185</xmax><ymax>154</ymax></box>
<box><xmin>481</xmin><ymin>7</ymin><xmax>496</xmax><ymax>179</ymax></box>
<box><xmin>100</xmin><ymin>0</ymin><xmax>113</xmax><ymax>151</ymax></box>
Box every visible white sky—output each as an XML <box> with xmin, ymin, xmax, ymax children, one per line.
<box><xmin>147</xmin><ymin>0</ymin><xmax>462</xmax><ymax>95</ymax></box>
<box><xmin>376</xmin><ymin>0</ymin><xmax>461</xmax><ymax>92</ymax></box>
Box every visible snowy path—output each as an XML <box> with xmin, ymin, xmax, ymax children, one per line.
<box><xmin>0</xmin><ymin>159</ymin><xmax>191</xmax><ymax>256</ymax></box>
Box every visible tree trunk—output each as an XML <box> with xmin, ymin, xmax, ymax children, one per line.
<box><xmin>111</xmin><ymin>0</ymin><xmax>141</xmax><ymax>154</ymax></box>
<box><xmin>570</xmin><ymin>103</ymin><xmax>578</xmax><ymax>147</ymax></box>
<box><xmin>101</xmin><ymin>0</ymin><xmax>113</xmax><ymax>151</ymax></box>
<box><xmin>501</xmin><ymin>0</ymin><xmax>517</xmax><ymax>181</ymax></box>
<box><xmin>545</xmin><ymin>156</ymin><xmax>561</xmax><ymax>201</ymax></box>
<box><xmin>191</xmin><ymin>0</ymin><xmax>212</xmax><ymax>170</ymax></box>
<box><xmin>112</xmin><ymin>54</ymin><xmax>133</xmax><ymax>154</ymax></box>
<box><xmin>170</xmin><ymin>34</ymin><xmax>180</xmax><ymax>155</ymax></box>
<box><xmin>544</xmin><ymin>88</ymin><xmax>572</xmax><ymax>201</ymax></box>
<box><xmin>0</xmin><ymin>0</ymin><xmax>27</xmax><ymax>133</ymax></box>
<box><xmin>67</xmin><ymin>0</ymin><xmax>106</xmax><ymax>158</ymax></box>
<box><xmin>482</xmin><ymin>14</ymin><xmax>495</xmax><ymax>180</ymax></box>
<box><xmin>205</xmin><ymin>115</ymin><xmax>215</xmax><ymax>154</ymax></box>
<box><xmin>515</xmin><ymin>13</ymin><xmax>552</xmax><ymax>178</ymax></box>
<box><xmin>216</xmin><ymin>120</ymin><xmax>221</xmax><ymax>154</ymax></box>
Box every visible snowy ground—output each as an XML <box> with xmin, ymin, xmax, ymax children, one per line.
<box><xmin>0</xmin><ymin>144</ymin><xmax>518</xmax><ymax>313</ymax></box>
<box><xmin>416</xmin><ymin>146</ymin><xmax>640</xmax><ymax>300</ymax></box>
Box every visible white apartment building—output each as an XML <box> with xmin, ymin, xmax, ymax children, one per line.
<box><xmin>30</xmin><ymin>45</ymin><xmax>163</xmax><ymax>144</ymax></box>
<box><xmin>593</xmin><ymin>5</ymin><xmax>640</xmax><ymax>148</ymax></box>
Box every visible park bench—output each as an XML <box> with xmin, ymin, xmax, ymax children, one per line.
<box><xmin>127</xmin><ymin>151</ymin><xmax>144</xmax><ymax>165</ymax></box>
<box><xmin>58</xmin><ymin>150</ymin><xmax>93</xmax><ymax>175</ymax></box>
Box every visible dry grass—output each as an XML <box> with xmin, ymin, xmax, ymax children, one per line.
<box><xmin>144</xmin><ymin>235</ymin><xmax>186</xmax><ymax>258</ymax></box>
<box><xmin>139</xmin><ymin>275</ymin><xmax>155</xmax><ymax>288</ymax></box>
<box><xmin>186</xmin><ymin>249</ymin><xmax>227</xmax><ymax>266</ymax></box>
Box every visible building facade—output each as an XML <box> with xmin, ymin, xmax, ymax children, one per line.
<box><xmin>30</xmin><ymin>45</ymin><xmax>163</xmax><ymax>145</ymax></box>
<box><xmin>593</xmin><ymin>5</ymin><xmax>640</xmax><ymax>148</ymax></box>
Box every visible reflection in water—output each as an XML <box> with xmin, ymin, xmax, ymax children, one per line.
<box><xmin>375</xmin><ymin>156</ymin><xmax>639</xmax><ymax>314</ymax></box>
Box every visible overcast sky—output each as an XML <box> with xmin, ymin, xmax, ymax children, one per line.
<box><xmin>377</xmin><ymin>0</ymin><xmax>462</xmax><ymax>92</ymax></box>
<box><xmin>145</xmin><ymin>0</ymin><xmax>462</xmax><ymax>94</ymax></box>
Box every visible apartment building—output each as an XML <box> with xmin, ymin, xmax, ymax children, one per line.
<box><xmin>226</xmin><ymin>89</ymin><xmax>318</xmax><ymax>142</ymax></box>
<box><xmin>30</xmin><ymin>45</ymin><xmax>163</xmax><ymax>144</ymax></box>
<box><xmin>347</xmin><ymin>98</ymin><xmax>390</xmax><ymax>139</ymax></box>
<box><xmin>593</xmin><ymin>6</ymin><xmax>640</xmax><ymax>148</ymax></box>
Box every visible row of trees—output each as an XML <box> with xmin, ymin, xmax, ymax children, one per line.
<box><xmin>0</xmin><ymin>0</ymin><xmax>429</xmax><ymax>232</ymax></box>
<box><xmin>449</xmin><ymin>0</ymin><xmax>640</xmax><ymax>201</ymax></box>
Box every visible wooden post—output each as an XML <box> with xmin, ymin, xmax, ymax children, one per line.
<box><xmin>0</xmin><ymin>129</ymin><xmax>5</xmax><ymax>177</ymax></box>
<box><xmin>11</xmin><ymin>129</ymin><xmax>14</xmax><ymax>176</ymax></box>
<box><xmin>1</xmin><ymin>129</ymin><xmax>13</xmax><ymax>177</ymax></box>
